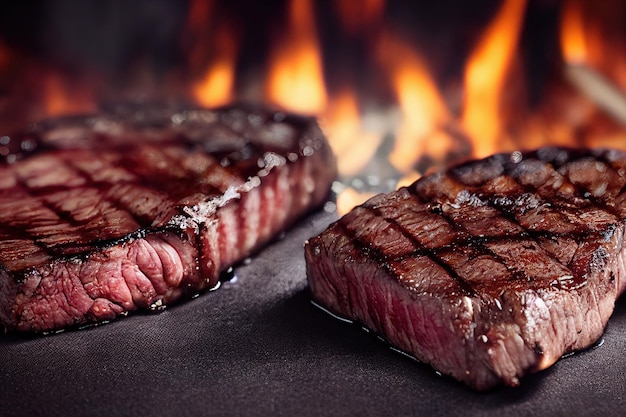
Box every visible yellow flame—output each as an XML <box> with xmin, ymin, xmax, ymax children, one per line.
<box><xmin>336</xmin><ymin>188</ymin><xmax>376</xmax><ymax>215</ymax></box>
<box><xmin>266</xmin><ymin>0</ymin><xmax>327</xmax><ymax>114</ymax></box>
<box><xmin>461</xmin><ymin>0</ymin><xmax>527</xmax><ymax>158</ymax></box>
<box><xmin>324</xmin><ymin>90</ymin><xmax>361</xmax><ymax>166</ymax></box>
<box><xmin>323</xmin><ymin>90</ymin><xmax>385</xmax><ymax>176</ymax></box>
<box><xmin>396</xmin><ymin>171</ymin><xmax>422</xmax><ymax>189</ymax></box>
<box><xmin>376</xmin><ymin>32</ymin><xmax>450</xmax><ymax>174</ymax></box>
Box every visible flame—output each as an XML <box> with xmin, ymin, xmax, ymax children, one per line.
<box><xmin>2</xmin><ymin>0</ymin><xmax>626</xmax><ymax>218</ymax></box>
<box><xmin>192</xmin><ymin>21</ymin><xmax>238</xmax><ymax>107</ymax></box>
<box><xmin>396</xmin><ymin>171</ymin><xmax>421</xmax><ymax>189</ymax></box>
<box><xmin>376</xmin><ymin>32</ymin><xmax>451</xmax><ymax>174</ymax></box>
<box><xmin>559</xmin><ymin>0</ymin><xmax>626</xmax><ymax>129</ymax></box>
<box><xmin>336</xmin><ymin>188</ymin><xmax>376</xmax><ymax>215</ymax></box>
<box><xmin>560</xmin><ymin>0</ymin><xmax>587</xmax><ymax>63</ymax></box>
<box><xmin>323</xmin><ymin>90</ymin><xmax>385</xmax><ymax>176</ymax></box>
<box><xmin>266</xmin><ymin>0</ymin><xmax>327</xmax><ymax>114</ymax></box>
<box><xmin>184</xmin><ymin>0</ymin><xmax>237</xmax><ymax>107</ymax></box>
<box><xmin>461</xmin><ymin>0</ymin><xmax>527</xmax><ymax>158</ymax></box>
<box><xmin>42</xmin><ymin>72</ymin><xmax>97</xmax><ymax>116</ymax></box>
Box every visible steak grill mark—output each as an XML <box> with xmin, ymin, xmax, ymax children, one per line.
<box><xmin>305</xmin><ymin>147</ymin><xmax>626</xmax><ymax>390</ymax></box>
<box><xmin>0</xmin><ymin>104</ymin><xmax>337</xmax><ymax>333</ymax></box>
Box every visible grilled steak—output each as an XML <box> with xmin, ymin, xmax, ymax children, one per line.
<box><xmin>305</xmin><ymin>147</ymin><xmax>626</xmax><ymax>391</ymax></box>
<box><xmin>0</xmin><ymin>104</ymin><xmax>336</xmax><ymax>333</ymax></box>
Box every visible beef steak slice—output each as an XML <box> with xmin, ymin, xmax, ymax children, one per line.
<box><xmin>0</xmin><ymin>104</ymin><xmax>336</xmax><ymax>333</ymax></box>
<box><xmin>305</xmin><ymin>147</ymin><xmax>626</xmax><ymax>391</ymax></box>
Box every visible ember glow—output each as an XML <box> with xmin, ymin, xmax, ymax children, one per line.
<box><xmin>1</xmin><ymin>1</ymin><xmax>626</xmax><ymax>214</ymax></box>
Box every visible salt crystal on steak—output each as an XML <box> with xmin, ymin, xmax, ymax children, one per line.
<box><xmin>0</xmin><ymin>104</ymin><xmax>336</xmax><ymax>333</ymax></box>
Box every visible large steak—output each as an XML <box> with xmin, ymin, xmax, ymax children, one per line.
<box><xmin>305</xmin><ymin>147</ymin><xmax>626</xmax><ymax>391</ymax></box>
<box><xmin>0</xmin><ymin>104</ymin><xmax>336</xmax><ymax>333</ymax></box>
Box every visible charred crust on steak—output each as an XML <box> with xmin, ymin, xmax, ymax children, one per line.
<box><xmin>0</xmin><ymin>103</ymin><xmax>337</xmax><ymax>333</ymax></box>
<box><xmin>306</xmin><ymin>146</ymin><xmax>626</xmax><ymax>390</ymax></box>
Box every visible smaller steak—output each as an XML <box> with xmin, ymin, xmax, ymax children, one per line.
<box><xmin>0</xmin><ymin>104</ymin><xmax>336</xmax><ymax>333</ymax></box>
<box><xmin>305</xmin><ymin>147</ymin><xmax>626</xmax><ymax>391</ymax></box>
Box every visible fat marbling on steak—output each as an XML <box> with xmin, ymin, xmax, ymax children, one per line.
<box><xmin>305</xmin><ymin>147</ymin><xmax>626</xmax><ymax>391</ymax></box>
<box><xmin>0</xmin><ymin>104</ymin><xmax>336</xmax><ymax>333</ymax></box>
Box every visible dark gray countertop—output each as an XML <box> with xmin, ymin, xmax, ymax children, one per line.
<box><xmin>2</xmin><ymin>210</ymin><xmax>626</xmax><ymax>417</ymax></box>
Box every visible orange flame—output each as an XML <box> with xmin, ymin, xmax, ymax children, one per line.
<box><xmin>184</xmin><ymin>0</ymin><xmax>237</xmax><ymax>107</ymax></box>
<box><xmin>336</xmin><ymin>187</ymin><xmax>377</xmax><ymax>216</ymax></box>
<box><xmin>323</xmin><ymin>89</ymin><xmax>385</xmax><ymax>176</ymax></box>
<box><xmin>42</xmin><ymin>73</ymin><xmax>98</xmax><ymax>116</ymax></box>
<box><xmin>376</xmin><ymin>32</ymin><xmax>451</xmax><ymax>173</ymax></box>
<box><xmin>461</xmin><ymin>0</ymin><xmax>527</xmax><ymax>158</ymax></box>
<box><xmin>560</xmin><ymin>0</ymin><xmax>587</xmax><ymax>63</ymax></box>
<box><xmin>192</xmin><ymin>21</ymin><xmax>238</xmax><ymax>107</ymax></box>
<box><xmin>2</xmin><ymin>0</ymin><xmax>626</xmax><ymax>218</ymax></box>
<box><xmin>266</xmin><ymin>0</ymin><xmax>327</xmax><ymax>115</ymax></box>
<box><xmin>559</xmin><ymin>1</ymin><xmax>626</xmax><ymax>94</ymax></box>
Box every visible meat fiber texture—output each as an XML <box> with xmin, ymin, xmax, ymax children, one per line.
<box><xmin>0</xmin><ymin>104</ymin><xmax>336</xmax><ymax>333</ymax></box>
<box><xmin>305</xmin><ymin>147</ymin><xmax>626</xmax><ymax>391</ymax></box>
